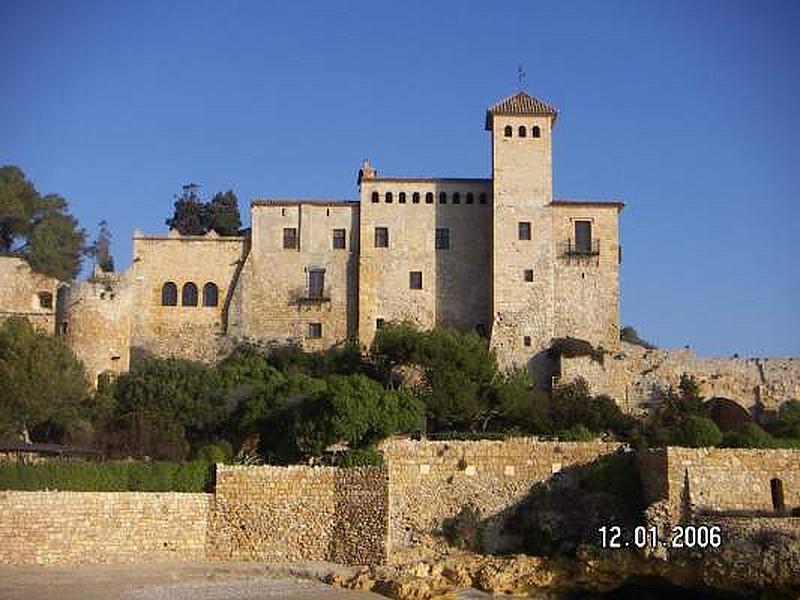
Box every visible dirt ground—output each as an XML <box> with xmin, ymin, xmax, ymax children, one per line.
<box><xmin>0</xmin><ymin>561</ymin><xmax>385</xmax><ymax>600</ymax></box>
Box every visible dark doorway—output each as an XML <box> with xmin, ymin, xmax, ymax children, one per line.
<box><xmin>771</xmin><ymin>478</ymin><xmax>785</xmax><ymax>512</ymax></box>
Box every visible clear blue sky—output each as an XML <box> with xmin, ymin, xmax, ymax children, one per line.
<box><xmin>2</xmin><ymin>0</ymin><xmax>798</xmax><ymax>357</ymax></box>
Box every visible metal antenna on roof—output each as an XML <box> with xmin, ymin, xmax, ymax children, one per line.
<box><xmin>517</xmin><ymin>64</ymin><xmax>526</xmax><ymax>90</ymax></box>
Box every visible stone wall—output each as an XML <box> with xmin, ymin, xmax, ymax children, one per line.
<box><xmin>0</xmin><ymin>256</ymin><xmax>60</xmax><ymax>334</ymax></box>
<box><xmin>380</xmin><ymin>438</ymin><xmax>621</xmax><ymax>553</ymax></box>
<box><xmin>0</xmin><ymin>491</ymin><xmax>211</xmax><ymax>565</ymax></box>
<box><xmin>209</xmin><ymin>465</ymin><xmax>388</xmax><ymax>565</ymax></box>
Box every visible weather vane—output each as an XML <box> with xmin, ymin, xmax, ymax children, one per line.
<box><xmin>517</xmin><ymin>64</ymin><xmax>526</xmax><ymax>90</ymax></box>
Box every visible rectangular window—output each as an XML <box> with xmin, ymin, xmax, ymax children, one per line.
<box><xmin>524</xmin><ymin>269</ymin><xmax>534</xmax><ymax>282</ymax></box>
<box><xmin>575</xmin><ymin>220</ymin><xmax>592</xmax><ymax>253</ymax></box>
<box><xmin>523</xmin><ymin>336</ymin><xmax>532</xmax><ymax>347</ymax></box>
<box><xmin>308</xmin><ymin>269</ymin><xmax>325</xmax><ymax>299</ymax></box>
<box><xmin>435</xmin><ymin>228</ymin><xmax>450</xmax><ymax>250</ymax></box>
<box><xmin>518</xmin><ymin>222</ymin><xmax>531</xmax><ymax>241</ymax></box>
<box><xmin>308</xmin><ymin>323</ymin><xmax>322</xmax><ymax>338</ymax></box>
<box><xmin>283</xmin><ymin>227</ymin><xmax>298</xmax><ymax>249</ymax></box>
<box><xmin>409</xmin><ymin>271</ymin><xmax>423</xmax><ymax>289</ymax></box>
<box><xmin>376</xmin><ymin>318</ymin><xmax>385</xmax><ymax>330</ymax></box>
<box><xmin>375</xmin><ymin>227</ymin><xmax>389</xmax><ymax>248</ymax></box>
<box><xmin>332</xmin><ymin>228</ymin><xmax>346</xmax><ymax>250</ymax></box>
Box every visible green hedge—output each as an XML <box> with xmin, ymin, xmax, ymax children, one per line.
<box><xmin>0</xmin><ymin>460</ymin><xmax>214</xmax><ymax>492</ymax></box>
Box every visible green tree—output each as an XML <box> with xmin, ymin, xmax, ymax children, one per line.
<box><xmin>674</xmin><ymin>415</ymin><xmax>722</xmax><ymax>447</ymax></box>
<box><xmin>490</xmin><ymin>368</ymin><xmax>552</xmax><ymax>433</ymax></box>
<box><xmin>0</xmin><ymin>166</ymin><xmax>86</xmax><ymax>280</ymax></box>
<box><xmin>0</xmin><ymin>317</ymin><xmax>89</xmax><ymax>442</ymax></box>
<box><xmin>722</xmin><ymin>423</ymin><xmax>775</xmax><ymax>448</ymax></box>
<box><xmin>206</xmin><ymin>190</ymin><xmax>242</xmax><ymax>236</ymax></box>
<box><xmin>88</xmin><ymin>220</ymin><xmax>114</xmax><ymax>272</ymax></box>
<box><xmin>165</xmin><ymin>183</ymin><xmax>205</xmax><ymax>235</ymax></box>
<box><xmin>770</xmin><ymin>399</ymin><xmax>800</xmax><ymax>440</ymax></box>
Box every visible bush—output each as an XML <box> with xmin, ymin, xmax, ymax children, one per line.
<box><xmin>722</xmin><ymin>423</ymin><xmax>775</xmax><ymax>448</ymax></box>
<box><xmin>442</xmin><ymin>504</ymin><xmax>483</xmax><ymax>551</ymax></box>
<box><xmin>558</xmin><ymin>424</ymin><xmax>596</xmax><ymax>441</ymax></box>
<box><xmin>0</xmin><ymin>460</ymin><xmax>214</xmax><ymax>492</ymax></box>
<box><xmin>336</xmin><ymin>447</ymin><xmax>384</xmax><ymax>467</ymax></box>
<box><xmin>196</xmin><ymin>440</ymin><xmax>233</xmax><ymax>463</ymax></box>
<box><xmin>674</xmin><ymin>415</ymin><xmax>722</xmax><ymax>448</ymax></box>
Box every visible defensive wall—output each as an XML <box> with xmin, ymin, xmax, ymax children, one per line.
<box><xmin>0</xmin><ymin>256</ymin><xmax>60</xmax><ymax>334</ymax></box>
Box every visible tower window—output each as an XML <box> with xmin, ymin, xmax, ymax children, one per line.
<box><xmin>375</xmin><ymin>227</ymin><xmax>389</xmax><ymax>248</ymax></box>
<box><xmin>412</xmin><ymin>192</ymin><xmax>420</xmax><ymax>204</ymax></box>
<box><xmin>523</xmin><ymin>336</ymin><xmax>532</xmax><ymax>347</ymax></box>
<box><xmin>371</xmin><ymin>191</ymin><xmax>379</xmax><ymax>203</ymax></box>
<box><xmin>409</xmin><ymin>271</ymin><xmax>423</xmax><ymax>289</ymax></box>
<box><xmin>479</xmin><ymin>192</ymin><xmax>488</xmax><ymax>204</ymax></box>
<box><xmin>452</xmin><ymin>192</ymin><xmax>461</xmax><ymax>204</ymax></box>
<box><xmin>399</xmin><ymin>192</ymin><xmax>406</xmax><ymax>204</ymax></box>
<box><xmin>182</xmin><ymin>282</ymin><xmax>198</xmax><ymax>306</ymax></box>
<box><xmin>575</xmin><ymin>221</ymin><xmax>593</xmax><ymax>254</ymax></box>
<box><xmin>518</xmin><ymin>126</ymin><xmax>527</xmax><ymax>138</ymax></box>
<box><xmin>524</xmin><ymin>269</ymin><xmax>534</xmax><ymax>282</ymax></box>
<box><xmin>438</xmin><ymin>192</ymin><xmax>447</xmax><ymax>204</ymax></box>
<box><xmin>308</xmin><ymin>269</ymin><xmax>325</xmax><ymax>299</ymax></box>
<box><xmin>161</xmin><ymin>282</ymin><xmax>177</xmax><ymax>306</ymax></box>
<box><xmin>308</xmin><ymin>322</ymin><xmax>322</xmax><ymax>339</ymax></box>
<box><xmin>504</xmin><ymin>125</ymin><xmax>513</xmax><ymax>137</ymax></box>
<box><xmin>332</xmin><ymin>228</ymin><xmax>346</xmax><ymax>249</ymax></box>
<box><xmin>385</xmin><ymin>192</ymin><xmax>393</xmax><ymax>203</ymax></box>
<box><xmin>425</xmin><ymin>192</ymin><xmax>434</xmax><ymax>204</ymax></box>
<box><xmin>202</xmin><ymin>282</ymin><xmax>219</xmax><ymax>307</ymax></box>
<box><xmin>37</xmin><ymin>291</ymin><xmax>53</xmax><ymax>309</ymax></box>
<box><xmin>283</xmin><ymin>227</ymin><xmax>298</xmax><ymax>249</ymax></box>
<box><xmin>518</xmin><ymin>222</ymin><xmax>532</xmax><ymax>240</ymax></box>
<box><xmin>532</xmin><ymin>125</ymin><xmax>541</xmax><ymax>138</ymax></box>
<box><xmin>376</xmin><ymin>318</ymin><xmax>385</xmax><ymax>330</ymax></box>
<box><xmin>435</xmin><ymin>228</ymin><xmax>450</xmax><ymax>250</ymax></box>
<box><xmin>466</xmin><ymin>192</ymin><xmax>474</xmax><ymax>204</ymax></box>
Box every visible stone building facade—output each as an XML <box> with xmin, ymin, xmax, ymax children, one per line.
<box><xmin>0</xmin><ymin>256</ymin><xmax>61</xmax><ymax>334</ymax></box>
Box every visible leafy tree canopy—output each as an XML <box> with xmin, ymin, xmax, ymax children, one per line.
<box><xmin>87</xmin><ymin>220</ymin><xmax>114</xmax><ymax>272</ymax></box>
<box><xmin>165</xmin><ymin>184</ymin><xmax>242</xmax><ymax>236</ymax></box>
<box><xmin>0</xmin><ymin>166</ymin><xmax>86</xmax><ymax>280</ymax></box>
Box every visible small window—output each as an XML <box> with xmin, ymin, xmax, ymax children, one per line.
<box><xmin>466</xmin><ymin>192</ymin><xmax>474</xmax><ymax>204</ymax></box>
<box><xmin>38</xmin><ymin>291</ymin><xmax>53</xmax><ymax>309</ymax></box>
<box><xmin>161</xmin><ymin>282</ymin><xmax>178</xmax><ymax>306</ymax></box>
<box><xmin>435</xmin><ymin>228</ymin><xmax>450</xmax><ymax>250</ymax></box>
<box><xmin>308</xmin><ymin>269</ymin><xmax>325</xmax><ymax>299</ymax></box>
<box><xmin>504</xmin><ymin>125</ymin><xmax>513</xmax><ymax>137</ymax></box>
<box><xmin>283</xmin><ymin>227</ymin><xmax>298</xmax><ymax>249</ymax></box>
<box><xmin>409</xmin><ymin>271</ymin><xmax>423</xmax><ymax>290</ymax></box>
<box><xmin>332</xmin><ymin>228</ymin><xmax>346</xmax><ymax>250</ymax></box>
<box><xmin>60</xmin><ymin>321</ymin><xmax>69</xmax><ymax>335</ymax></box>
<box><xmin>518</xmin><ymin>222</ymin><xmax>532</xmax><ymax>240</ymax></box>
<box><xmin>532</xmin><ymin>125</ymin><xmax>541</xmax><ymax>138</ymax></box>
<box><xmin>523</xmin><ymin>336</ymin><xmax>532</xmax><ymax>347</ymax></box>
<box><xmin>399</xmin><ymin>192</ymin><xmax>406</xmax><ymax>204</ymax></box>
<box><xmin>376</xmin><ymin>318</ymin><xmax>385</xmax><ymax>330</ymax></box>
<box><xmin>371</xmin><ymin>191</ymin><xmax>379</xmax><ymax>203</ymax></box>
<box><xmin>575</xmin><ymin>221</ymin><xmax>592</xmax><ymax>253</ymax></box>
<box><xmin>438</xmin><ymin>192</ymin><xmax>447</xmax><ymax>204</ymax></box>
<box><xmin>479</xmin><ymin>192</ymin><xmax>488</xmax><ymax>204</ymax></box>
<box><xmin>425</xmin><ymin>192</ymin><xmax>434</xmax><ymax>204</ymax></box>
<box><xmin>385</xmin><ymin>192</ymin><xmax>393</xmax><ymax>203</ymax></box>
<box><xmin>308</xmin><ymin>323</ymin><xmax>322</xmax><ymax>339</ymax></box>
<box><xmin>375</xmin><ymin>226</ymin><xmax>389</xmax><ymax>248</ymax></box>
<box><xmin>412</xmin><ymin>192</ymin><xmax>420</xmax><ymax>204</ymax></box>
<box><xmin>524</xmin><ymin>269</ymin><xmax>534</xmax><ymax>282</ymax></box>
<box><xmin>182</xmin><ymin>282</ymin><xmax>198</xmax><ymax>306</ymax></box>
<box><xmin>452</xmin><ymin>192</ymin><xmax>461</xmax><ymax>204</ymax></box>
<box><xmin>518</xmin><ymin>125</ymin><xmax>527</xmax><ymax>138</ymax></box>
<box><xmin>203</xmin><ymin>282</ymin><xmax>219</xmax><ymax>307</ymax></box>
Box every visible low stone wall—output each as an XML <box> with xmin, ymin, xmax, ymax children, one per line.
<box><xmin>380</xmin><ymin>438</ymin><xmax>621</xmax><ymax>553</ymax></box>
<box><xmin>208</xmin><ymin>465</ymin><xmax>388</xmax><ymax>566</ymax></box>
<box><xmin>0</xmin><ymin>491</ymin><xmax>211</xmax><ymax>565</ymax></box>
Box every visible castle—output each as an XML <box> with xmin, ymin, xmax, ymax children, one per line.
<box><xmin>2</xmin><ymin>91</ymin><xmax>798</xmax><ymax>412</ymax></box>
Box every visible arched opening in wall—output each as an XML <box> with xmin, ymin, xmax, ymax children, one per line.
<box><xmin>203</xmin><ymin>282</ymin><xmax>219</xmax><ymax>307</ymax></box>
<box><xmin>161</xmin><ymin>282</ymin><xmax>178</xmax><ymax>306</ymax></box>
<box><xmin>182</xmin><ymin>282</ymin><xmax>198</xmax><ymax>306</ymax></box>
<box><xmin>771</xmin><ymin>478</ymin><xmax>785</xmax><ymax>512</ymax></box>
<box><xmin>518</xmin><ymin>126</ymin><xmax>527</xmax><ymax>137</ymax></box>
<box><xmin>371</xmin><ymin>191</ymin><xmax>379</xmax><ymax>203</ymax></box>
<box><xmin>532</xmin><ymin>125</ymin><xmax>541</xmax><ymax>138</ymax></box>
<box><xmin>503</xmin><ymin>125</ymin><xmax>513</xmax><ymax>137</ymax></box>
<box><xmin>705</xmin><ymin>397</ymin><xmax>753</xmax><ymax>432</ymax></box>
<box><xmin>425</xmin><ymin>192</ymin><xmax>434</xmax><ymax>204</ymax></box>
<box><xmin>37</xmin><ymin>291</ymin><xmax>53</xmax><ymax>309</ymax></box>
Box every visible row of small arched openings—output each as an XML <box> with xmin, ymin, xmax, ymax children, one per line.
<box><xmin>504</xmin><ymin>125</ymin><xmax>541</xmax><ymax>138</ymax></box>
<box><xmin>371</xmin><ymin>191</ymin><xmax>489</xmax><ymax>205</ymax></box>
<box><xmin>161</xmin><ymin>282</ymin><xmax>218</xmax><ymax>307</ymax></box>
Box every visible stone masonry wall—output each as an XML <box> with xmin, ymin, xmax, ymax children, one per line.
<box><xmin>208</xmin><ymin>465</ymin><xmax>388</xmax><ymax>566</ymax></box>
<box><xmin>0</xmin><ymin>256</ymin><xmax>60</xmax><ymax>334</ymax></box>
<box><xmin>0</xmin><ymin>491</ymin><xmax>211</xmax><ymax>565</ymax></box>
<box><xmin>380</xmin><ymin>438</ymin><xmax>621</xmax><ymax>553</ymax></box>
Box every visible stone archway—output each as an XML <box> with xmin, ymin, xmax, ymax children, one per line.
<box><xmin>705</xmin><ymin>397</ymin><xmax>753</xmax><ymax>432</ymax></box>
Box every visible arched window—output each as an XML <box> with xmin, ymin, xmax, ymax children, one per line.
<box><xmin>182</xmin><ymin>282</ymin><xmax>198</xmax><ymax>306</ymax></box>
<box><xmin>425</xmin><ymin>192</ymin><xmax>434</xmax><ymax>204</ymax></box>
<box><xmin>161</xmin><ymin>282</ymin><xmax>177</xmax><ymax>306</ymax></box>
<box><xmin>479</xmin><ymin>192</ymin><xmax>488</xmax><ymax>204</ymax></box>
<box><xmin>504</xmin><ymin>125</ymin><xmax>513</xmax><ymax>137</ymax></box>
<box><xmin>452</xmin><ymin>192</ymin><xmax>461</xmax><ymax>204</ymax></box>
<box><xmin>532</xmin><ymin>125</ymin><xmax>541</xmax><ymax>138</ymax></box>
<box><xmin>518</xmin><ymin>125</ymin><xmax>527</xmax><ymax>138</ymax></box>
<box><xmin>466</xmin><ymin>192</ymin><xmax>474</xmax><ymax>204</ymax></box>
<box><xmin>203</xmin><ymin>282</ymin><xmax>219</xmax><ymax>307</ymax></box>
<box><xmin>385</xmin><ymin>192</ymin><xmax>393</xmax><ymax>203</ymax></box>
<box><xmin>412</xmin><ymin>192</ymin><xmax>420</xmax><ymax>204</ymax></box>
<box><xmin>439</xmin><ymin>192</ymin><xmax>447</xmax><ymax>204</ymax></box>
<box><xmin>371</xmin><ymin>191</ymin><xmax>379</xmax><ymax>203</ymax></box>
<box><xmin>37</xmin><ymin>291</ymin><xmax>53</xmax><ymax>309</ymax></box>
<box><xmin>398</xmin><ymin>192</ymin><xmax>406</xmax><ymax>204</ymax></box>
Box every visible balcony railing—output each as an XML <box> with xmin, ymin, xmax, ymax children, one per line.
<box><xmin>562</xmin><ymin>238</ymin><xmax>600</xmax><ymax>257</ymax></box>
<box><xmin>290</xmin><ymin>287</ymin><xmax>331</xmax><ymax>304</ymax></box>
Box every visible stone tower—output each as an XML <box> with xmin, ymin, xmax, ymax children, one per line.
<box><xmin>487</xmin><ymin>91</ymin><xmax>559</xmax><ymax>376</ymax></box>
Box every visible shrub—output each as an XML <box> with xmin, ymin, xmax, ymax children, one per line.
<box><xmin>558</xmin><ymin>424</ymin><xmax>596</xmax><ymax>441</ymax></box>
<box><xmin>442</xmin><ymin>504</ymin><xmax>483</xmax><ymax>551</ymax></box>
<box><xmin>336</xmin><ymin>447</ymin><xmax>384</xmax><ymax>467</ymax></box>
<box><xmin>722</xmin><ymin>423</ymin><xmax>775</xmax><ymax>448</ymax></box>
<box><xmin>674</xmin><ymin>415</ymin><xmax>722</xmax><ymax>448</ymax></box>
<box><xmin>196</xmin><ymin>440</ymin><xmax>233</xmax><ymax>464</ymax></box>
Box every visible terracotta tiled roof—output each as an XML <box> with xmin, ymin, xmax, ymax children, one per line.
<box><xmin>485</xmin><ymin>91</ymin><xmax>558</xmax><ymax>129</ymax></box>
